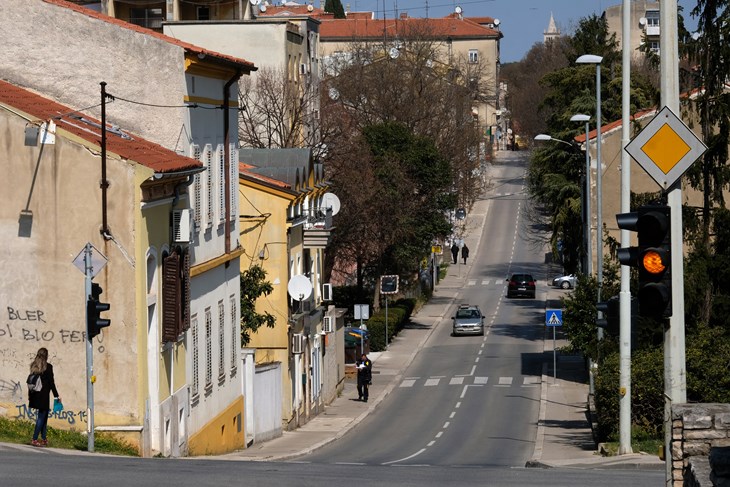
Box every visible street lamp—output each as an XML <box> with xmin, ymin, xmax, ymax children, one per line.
<box><xmin>576</xmin><ymin>54</ymin><xmax>604</xmax><ymax>336</ymax></box>
<box><xmin>534</xmin><ymin>134</ymin><xmax>573</xmax><ymax>148</ymax></box>
<box><xmin>570</xmin><ymin>114</ymin><xmax>591</xmax><ymax>277</ymax></box>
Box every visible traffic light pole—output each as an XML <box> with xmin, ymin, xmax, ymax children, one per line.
<box><xmin>661</xmin><ymin>1</ymin><xmax>686</xmax><ymax>482</ymax></box>
<box><xmin>83</xmin><ymin>243</ymin><xmax>96</xmax><ymax>453</ymax></box>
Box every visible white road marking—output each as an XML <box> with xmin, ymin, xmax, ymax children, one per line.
<box><xmin>449</xmin><ymin>377</ymin><xmax>464</xmax><ymax>385</ymax></box>
<box><xmin>425</xmin><ymin>378</ymin><xmax>440</xmax><ymax>387</ymax></box>
<box><xmin>400</xmin><ymin>379</ymin><xmax>416</xmax><ymax>388</ymax></box>
<box><xmin>474</xmin><ymin>376</ymin><xmax>488</xmax><ymax>385</ymax></box>
<box><xmin>381</xmin><ymin>448</ymin><xmax>427</xmax><ymax>465</ymax></box>
<box><xmin>498</xmin><ymin>377</ymin><xmax>513</xmax><ymax>386</ymax></box>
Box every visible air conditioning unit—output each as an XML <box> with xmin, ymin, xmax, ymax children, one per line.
<box><xmin>292</xmin><ymin>334</ymin><xmax>304</xmax><ymax>354</ymax></box>
<box><xmin>300</xmin><ymin>63</ymin><xmax>308</xmax><ymax>75</ymax></box>
<box><xmin>322</xmin><ymin>283</ymin><xmax>333</xmax><ymax>301</ymax></box>
<box><xmin>172</xmin><ymin>209</ymin><xmax>191</xmax><ymax>243</ymax></box>
<box><xmin>323</xmin><ymin>316</ymin><xmax>334</xmax><ymax>333</ymax></box>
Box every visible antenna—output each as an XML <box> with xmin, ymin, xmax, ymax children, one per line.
<box><xmin>287</xmin><ymin>275</ymin><xmax>313</xmax><ymax>302</ymax></box>
<box><xmin>259</xmin><ymin>4</ymin><xmax>267</xmax><ymax>12</ymax></box>
<box><xmin>321</xmin><ymin>192</ymin><xmax>341</xmax><ymax>216</ymax></box>
<box><xmin>250</xmin><ymin>0</ymin><xmax>261</xmax><ymax>5</ymax></box>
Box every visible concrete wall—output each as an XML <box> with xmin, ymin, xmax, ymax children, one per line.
<box><xmin>604</xmin><ymin>0</ymin><xmax>660</xmax><ymax>58</ymax></box>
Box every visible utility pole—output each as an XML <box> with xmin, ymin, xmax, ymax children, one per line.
<box><xmin>660</xmin><ymin>0</ymin><xmax>686</xmax><ymax>483</ymax></box>
<box><xmin>618</xmin><ymin>0</ymin><xmax>633</xmax><ymax>455</ymax></box>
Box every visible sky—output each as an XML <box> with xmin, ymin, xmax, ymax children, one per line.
<box><xmin>341</xmin><ymin>0</ymin><xmax>699</xmax><ymax>63</ymax></box>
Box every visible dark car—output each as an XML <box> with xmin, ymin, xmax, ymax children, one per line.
<box><xmin>506</xmin><ymin>273</ymin><xmax>536</xmax><ymax>298</ymax></box>
<box><xmin>451</xmin><ymin>304</ymin><xmax>485</xmax><ymax>336</ymax></box>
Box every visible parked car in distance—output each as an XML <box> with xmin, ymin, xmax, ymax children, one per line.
<box><xmin>506</xmin><ymin>273</ymin><xmax>536</xmax><ymax>298</ymax></box>
<box><xmin>452</xmin><ymin>304</ymin><xmax>484</xmax><ymax>336</ymax></box>
<box><xmin>552</xmin><ymin>274</ymin><xmax>577</xmax><ymax>289</ymax></box>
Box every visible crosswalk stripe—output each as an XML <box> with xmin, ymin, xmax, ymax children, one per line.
<box><xmin>449</xmin><ymin>377</ymin><xmax>464</xmax><ymax>385</ymax></box>
<box><xmin>424</xmin><ymin>378</ymin><xmax>440</xmax><ymax>387</ymax></box>
<box><xmin>498</xmin><ymin>377</ymin><xmax>513</xmax><ymax>386</ymax></box>
<box><xmin>468</xmin><ymin>279</ymin><xmax>476</xmax><ymax>286</ymax></box>
<box><xmin>523</xmin><ymin>377</ymin><xmax>540</xmax><ymax>386</ymax></box>
<box><xmin>474</xmin><ymin>376</ymin><xmax>488</xmax><ymax>384</ymax></box>
<box><xmin>400</xmin><ymin>379</ymin><xmax>416</xmax><ymax>388</ymax></box>
<box><xmin>481</xmin><ymin>279</ymin><xmax>490</xmax><ymax>285</ymax></box>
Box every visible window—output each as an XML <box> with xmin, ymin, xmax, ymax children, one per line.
<box><xmin>205</xmin><ymin>308</ymin><xmax>212</xmax><ymax>390</ymax></box>
<box><xmin>191</xmin><ymin>144</ymin><xmax>202</xmax><ymax>229</ymax></box>
<box><xmin>218</xmin><ymin>300</ymin><xmax>225</xmax><ymax>380</ymax></box>
<box><xmin>230</xmin><ymin>295</ymin><xmax>238</xmax><ymax>374</ymax></box>
<box><xmin>205</xmin><ymin>144</ymin><xmax>214</xmax><ymax>225</ymax></box>
<box><xmin>649</xmin><ymin>41</ymin><xmax>660</xmax><ymax>52</ymax></box>
<box><xmin>197</xmin><ymin>6</ymin><xmax>210</xmax><ymax>20</ymax></box>
<box><xmin>129</xmin><ymin>8</ymin><xmax>163</xmax><ymax>29</ymax></box>
<box><xmin>217</xmin><ymin>144</ymin><xmax>225</xmax><ymax>224</ymax></box>
<box><xmin>161</xmin><ymin>248</ymin><xmax>190</xmax><ymax>343</ymax></box>
<box><xmin>469</xmin><ymin>49</ymin><xmax>479</xmax><ymax>64</ymax></box>
<box><xmin>645</xmin><ymin>10</ymin><xmax>659</xmax><ymax>26</ymax></box>
<box><xmin>192</xmin><ymin>315</ymin><xmax>199</xmax><ymax>396</ymax></box>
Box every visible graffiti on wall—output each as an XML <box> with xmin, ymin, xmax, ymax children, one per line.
<box><xmin>14</xmin><ymin>404</ymin><xmax>87</xmax><ymax>426</ymax></box>
<box><xmin>2</xmin><ymin>306</ymin><xmax>105</xmax><ymax>353</ymax></box>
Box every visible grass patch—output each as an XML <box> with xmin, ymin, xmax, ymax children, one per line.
<box><xmin>0</xmin><ymin>416</ymin><xmax>139</xmax><ymax>456</ymax></box>
<box><xmin>601</xmin><ymin>427</ymin><xmax>663</xmax><ymax>457</ymax></box>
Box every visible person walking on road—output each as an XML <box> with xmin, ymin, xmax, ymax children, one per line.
<box><xmin>450</xmin><ymin>243</ymin><xmax>459</xmax><ymax>264</ymax></box>
<box><xmin>356</xmin><ymin>353</ymin><xmax>372</xmax><ymax>402</ymax></box>
<box><xmin>461</xmin><ymin>244</ymin><xmax>469</xmax><ymax>264</ymax></box>
<box><xmin>28</xmin><ymin>347</ymin><xmax>60</xmax><ymax>447</ymax></box>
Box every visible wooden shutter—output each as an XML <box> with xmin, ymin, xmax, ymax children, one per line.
<box><xmin>162</xmin><ymin>251</ymin><xmax>181</xmax><ymax>342</ymax></box>
<box><xmin>180</xmin><ymin>248</ymin><xmax>191</xmax><ymax>335</ymax></box>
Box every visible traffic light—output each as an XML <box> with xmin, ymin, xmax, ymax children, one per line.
<box><xmin>596</xmin><ymin>296</ymin><xmax>620</xmax><ymax>337</ymax></box>
<box><xmin>616</xmin><ymin>204</ymin><xmax>672</xmax><ymax>319</ymax></box>
<box><xmin>87</xmin><ymin>282</ymin><xmax>111</xmax><ymax>340</ymax></box>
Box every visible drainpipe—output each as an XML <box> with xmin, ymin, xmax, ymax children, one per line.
<box><xmin>224</xmin><ymin>71</ymin><xmax>243</xmax><ymax>255</ymax></box>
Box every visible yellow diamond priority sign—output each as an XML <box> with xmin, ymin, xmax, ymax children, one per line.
<box><xmin>624</xmin><ymin>106</ymin><xmax>706</xmax><ymax>189</ymax></box>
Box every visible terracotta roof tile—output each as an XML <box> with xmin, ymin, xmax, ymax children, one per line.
<box><xmin>0</xmin><ymin>80</ymin><xmax>203</xmax><ymax>174</ymax></box>
<box><xmin>239</xmin><ymin>162</ymin><xmax>293</xmax><ymax>190</ymax></box>
<box><xmin>44</xmin><ymin>0</ymin><xmax>256</xmax><ymax>71</ymax></box>
<box><xmin>319</xmin><ymin>15</ymin><xmax>501</xmax><ymax>39</ymax></box>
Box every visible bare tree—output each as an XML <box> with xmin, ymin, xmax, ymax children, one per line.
<box><xmin>238</xmin><ymin>65</ymin><xmax>320</xmax><ymax>148</ymax></box>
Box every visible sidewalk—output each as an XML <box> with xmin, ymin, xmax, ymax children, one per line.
<box><xmin>222</xmin><ymin>155</ymin><xmax>664</xmax><ymax>469</ymax></box>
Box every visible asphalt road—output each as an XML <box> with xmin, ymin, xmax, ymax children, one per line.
<box><xmin>0</xmin><ymin>445</ymin><xmax>664</xmax><ymax>487</ymax></box>
<box><xmin>299</xmin><ymin>155</ymin><xmax>552</xmax><ymax>467</ymax></box>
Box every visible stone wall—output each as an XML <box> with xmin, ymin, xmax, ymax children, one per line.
<box><xmin>671</xmin><ymin>403</ymin><xmax>730</xmax><ymax>485</ymax></box>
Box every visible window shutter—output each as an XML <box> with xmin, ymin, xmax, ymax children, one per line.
<box><xmin>230</xmin><ymin>143</ymin><xmax>238</xmax><ymax>221</ymax></box>
<box><xmin>180</xmin><ymin>248</ymin><xmax>191</xmax><ymax>335</ymax></box>
<box><xmin>191</xmin><ymin>144</ymin><xmax>202</xmax><ymax>228</ymax></box>
<box><xmin>218</xmin><ymin>144</ymin><xmax>225</xmax><ymax>224</ymax></box>
<box><xmin>162</xmin><ymin>251</ymin><xmax>181</xmax><ymax>342</ymax></box>
<box><xmin>205</xmin><ymin>144</ymin><xmax>214</xmax><ymax>223</ymax></box>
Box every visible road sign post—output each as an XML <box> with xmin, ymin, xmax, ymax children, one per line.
<box><xmin>546</xmin><ymin>309</ymin><xmax>563</xmax><ymax>382</ymax></box>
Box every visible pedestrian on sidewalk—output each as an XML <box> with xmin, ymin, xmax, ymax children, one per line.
<box><xmin>450</xmin><ymin>243</ymin><xmax>459</xmax><ymax>264</ymax></box>
<box><xmin>28</xmin><ymin>347</ymin><xmax>60</xmax><ymax>447</ymax></box>
<box><xmin>461</xmin><ymin>244</ymin><xmax>469</xmax><ymax>265</ymax></box>
<box><xmin>356</xmin><ymin>353</ymin><xmax>372</xmax><ymax>402</ymax></box>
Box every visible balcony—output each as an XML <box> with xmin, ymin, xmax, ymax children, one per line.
<box><xmin>645</xmin><ymin>25</ymin><xmax>660</xmax><ymax>36</ymax></box>
<box><xmin>294</xmin><ymin>207</ymin><xmax>334</xmax><ymax>248</ymax></box>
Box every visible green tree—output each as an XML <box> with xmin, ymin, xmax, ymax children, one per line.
<box><xmin>324</xmin><ymin>0</ymin><xmax>346</xmax><ymax>18</ymax></box>
<box><xmin>239</xmin><ymin>265</ymin><xmax>276</xmax><ymax>346</ymax></box>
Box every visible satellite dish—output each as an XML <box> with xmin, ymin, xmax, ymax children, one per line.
<box><xmin>389</xmin><ymin>47</ymin><xmax>400</xmax><ymax>59</ymax></box>
<box><xmin>250</xmin><ymin>0</ymin><xmax>261</xmax><ymax>5</ymax></box>
<box><xmin>321</xmin><ymin>192</ymin><xmax>341</xmax><ymax>216</ymax></box>
<box><xmin>639</xmin><ymin>17</ymin><xmax>647</xmax><ymax>26</ymax></box>
<box><xmin>454</xmin><ymin>5</ymin><xmax>462</xmax><ymax>14</ymax></box>
<box><xmin>287</xmin><ymin>275</ymin><xmax>313</xmax><ymax>301</ymax></box>
<box><xmin>307</xmin><ymin>4</ymin><xmax>314</xmax><ymax>11</ymax></box>
<box><xmin>328</xmin><ymin>87</ymin><xmax>340</xmax><ymax>100</ymax></box>
<box><xmin>493</xmin><ymin>18</ymin><xmax>500</xmax><ymax>26</ymax></box>
<box><xmin>259</xmin><ymin>4</ymin><xmax>267</xmax><ymax>11</ymax></box>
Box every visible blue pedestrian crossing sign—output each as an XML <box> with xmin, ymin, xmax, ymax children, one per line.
<box><xmin>545</xmin><ymin>309</ymin><xmax>563</xmax><ymax>327</ymax></box>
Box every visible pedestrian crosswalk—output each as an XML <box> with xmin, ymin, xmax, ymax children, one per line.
<box><xmin>399</xmin><ymin>376</ymin><xmax>540</xmax><ymax>388</ymax></box>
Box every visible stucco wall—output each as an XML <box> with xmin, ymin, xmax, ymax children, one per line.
<box><xmin>1</xmin><ymin>0</ymin><xmax>189</xmax><ymax>151</ymax></box>
<box><xmin>0</xmin><ymin>108</ymin><xmax>139</xmax><ymax>432</ymax></box>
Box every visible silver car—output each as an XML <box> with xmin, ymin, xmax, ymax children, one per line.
<box><xmin>452</xmin><ymin>305</ymin><xmax>485</xmax><ymax>336</ymax></box>
<box><xmin>552</xmin><ymin>274</ymin><xmax>577</xmax><ymax>289</ymax></box>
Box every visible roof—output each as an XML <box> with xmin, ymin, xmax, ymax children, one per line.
<box><xmin>0</xmin><ymin>80</ymin><xmax>203</xmax><ymax>174</ymax></box>
<box><xmin>239</xmin><ymin>148</ymin><xmax>325</xmax><ymax>192</ymax></box>
<box><xmin>239</xmin><ymin>162</ymin><xmax>293</xmax><ymax>191</ymax></box>
<box><xmin>44</xmin><ymin>0</ymin><xmax>256</xmax><ymax>72</ymax></box>
<box><xmin>319</xmin><ymin>15</ymin><xmax>501</xmax><ymax>40</ymax></box>
<box><xmin>574</xmin><ymin>108</ymin><xmax>656</xmax><ymax>143</ymax></box>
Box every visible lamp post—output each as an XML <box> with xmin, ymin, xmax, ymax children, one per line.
<box><xmin>576</xmin><ymin>54</ymin><xmax>604</xmax><ymax>338</ymax></box>
<box><xmin>534</xmin><ymin>133</ymin><xmax>585</xmax><ymax>274</ymax></box>
<box><xmin>570</xmin><ymin>114</ymin><xmax>592</xmax><ymax>277</ymax></box>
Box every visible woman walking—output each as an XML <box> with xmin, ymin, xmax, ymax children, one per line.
<box><xmin>28</xmin><ymin>347</ymin><xmax>60</xmax><ymax>447</ymax></box>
